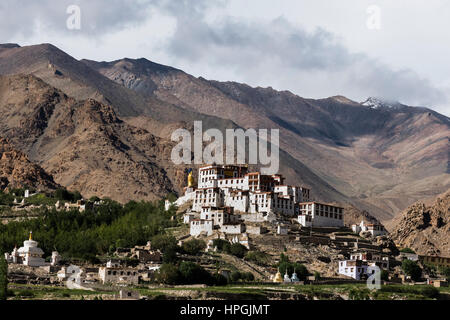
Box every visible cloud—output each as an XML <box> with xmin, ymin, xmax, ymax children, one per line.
<box><xmin>0</xmin><ymin>0</ymin><xmax>448</xmax><ymax>114</ymax></box>
<box><xmin>0</xmin><ymin>0</ymin><xmax>153</xmax><ymax>39</ymax></box>
<box><xmin>161</xmin><ymin>5</ymin><xmax>448</xmax><ymax>111</ymax></box>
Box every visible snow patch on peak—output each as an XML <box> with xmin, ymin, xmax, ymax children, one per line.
<box><xmin>361</xmin><ymin>97</ymin><xmax>400</xmax><ymax>109</ymax></box>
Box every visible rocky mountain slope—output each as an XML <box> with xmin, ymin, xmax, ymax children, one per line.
<box><xmin>0</xmin><ymin>74</ymin><xmax>188</xmax><ymax>202</ymax></box>
<box><xmin>0</xmin><ymin>137</ymin><xmax>59</xmax><ymax>191</ymax></box>
<box><xmin>84</xmin><ymin>56</ymin><xmax>450</xmax><ymax>221</ymax></box>
<box><xmin>390</xmin><ymin>189</ymin><xmax>450</xmax><ymax>256</ymax></box>
<box><xmin>0</xmin><ymin>43</ymin><xmax>448</xmax><ymax>221</ymax></box>
<box><xmin>0</xmin><ymin>44</ymin><xmax>349</xmax><ymax>205</ymax></box>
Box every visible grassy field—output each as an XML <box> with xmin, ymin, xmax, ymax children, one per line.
<box><xmin>7</xmin><ymin>282</ymin><xmax>449</xmax><ymax>300</ymax></box>
<box><xmin>7</xmin><ymin>283</ymin><xmax>117</xmax><ymax>300</ymax></box>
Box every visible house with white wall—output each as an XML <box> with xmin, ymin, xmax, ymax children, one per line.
<box><xmin>298</xmin><ymin>202</ymin><xmax>344</xmax><ymax>227</ymax></box>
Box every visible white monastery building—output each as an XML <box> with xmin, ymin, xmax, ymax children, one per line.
<box><xmin>297</xmin><ymin>202</ymin><xmax>344</xmax><ymax>227</ymax></box>
<box><xmin>169</xmin><ymin>165</ymin><xmax>345</xmax><ymax>237</ymax></box>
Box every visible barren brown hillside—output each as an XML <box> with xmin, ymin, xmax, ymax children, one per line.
<box><xmin>0</xmin><ymin>137</ymin><xmax>59</xmax><ymax>191</ymax></box>
<box><xmin>0</xmin><ymin>43</ymin><xmax>448</xmax><ymax>222</ymax></box>
<box><xmin>85</xmin><ymin>57</ymin><xmax>450</xmax><ymax>221</ymax></box>
<box><xmin>390</xmin><ymin>189</ymin><xmax>450</xmax><ymax>256</ymax></box>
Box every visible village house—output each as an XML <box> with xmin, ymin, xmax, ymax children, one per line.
<box><xmin>338</xmin><ymin>260</ymin><xmax>369</xmax><ymax>280</ymax></box>
<box><xmin>190</xmin><ymin>219</ymin><xmax>213</xmax><ymax>237</ymax></box>
<box><xmin>277</xmin><ymin>224</ymin><xmax>289</xmax><ymax>235</ymax></box>
<box><xmin>350</xmin><ymin>251</ymin><xmax>389</xmax><ymax>269</ymax></box>
<box><xmin>220</xmin><ymin>223</ymin><xmax>246</xmax><ymax>234</ymax></box>
<box><xmin>399</xmin><ymin>252</ymin><xmax>419</xmax><ymax>261</ymax></box>
<box><xmin>427</xmin><ymin>279</ymin><xmax>448</xmax><ymax>288</ymax></box>
<box><xmin>98</xmin><ymin>260</ymin><xmax>140</xmax><ymax>285</ymax></box>
<box><xmin>352</xmin><ymin>220</ymin><xmax>387</xmax><ymax>237</ymax></box>
<box><xmin>419</xmin><ymin>255</ymin><xmax>450</xmax><ymax>268</ymax></box>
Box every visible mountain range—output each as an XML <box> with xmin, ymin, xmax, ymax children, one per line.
<box><xmin>0</xmin><ymin>43</ymin><xmax>448</xmax><ymax>226</ymax></box>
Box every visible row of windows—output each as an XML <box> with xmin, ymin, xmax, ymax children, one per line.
<box><xmin>299</xmin><ymin>204</ymin><xmax>343</xmax><ymax>214</ymax></box>
<box><xmin>107</xmin><ymin>270</ymin><xmax>137</xmax><ymax>276</ymax></box>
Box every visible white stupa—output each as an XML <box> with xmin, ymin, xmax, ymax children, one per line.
<box><xmin>283</xmin><ymin>270</ymin><xmax>292</xmax><ymax>283</ymax></box>
<box><xmin>17</xmin><ymin>231</ymin><xmax>46</xmax><ymax>267</ymax></box>
<box><xmin>291</xmin><ymin>270</ymin><xmax>300</xmax><ymax>282</ymax></box>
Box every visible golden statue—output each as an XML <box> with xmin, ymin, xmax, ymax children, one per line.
<box><xmin>187</xmin><ymin>170</ymin><xmax>195</xmax><ymax>187</ymax></box>
<box><xmin>29</xmin><ymin>231</ymin><xmax>33</xmax><ymax>241</ymax></box>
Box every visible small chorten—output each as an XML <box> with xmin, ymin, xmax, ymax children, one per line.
<box><xmin>291</xmin><ymin>269</ymin><xmax>300</xmax><ymax>282</ymax></box>
<box><xmin>17</xmin><ymin>231</ymin><xmax>45</xmax><ymax>267</ymax></box>
<box><xmin>283</xmin><ymin>270</ymin><xmax>291</xmax><ymax>283</ymax></box>
<box><xmin>273</xmin><ymin>269</ymin><xmax>283</xmax><ymax>283</ymax></box>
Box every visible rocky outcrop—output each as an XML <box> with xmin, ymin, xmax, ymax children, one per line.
<box><xmin>391</xmin><ymin>190</ymin><xmax>450</xmax><ymax>256</ymax></box>
<box><xmin>0</xmin><ymin>137</ymin><xmax>59</xmax><ymax>191</ymax></box>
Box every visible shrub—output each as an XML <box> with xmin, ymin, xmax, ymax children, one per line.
<box><xmin>380</xmin><ymin>270</ymin><xmax>389</xmax><ymax>282</ymax></box>
<box><xmin>380</xmin><ymin>285</ymin><xmax>439</xmax><ymax>299</ymax></box>
<box><xmin>152</xmin><ymin>235</ymin><xmax>178</xmax><ymax>252</ymax></box>
<box><xmin>162</xmin><ymin>245</ymin><xmax>178</xmax><ymax>264</ymax></box>
<box><xmin>242</xmin><ymin>272</ymin><xmax>254</xmax><ymax>282</ymax></box>
<box><xmin>54</xmin><ymin>188</ymin><xmax>82</xmax><ymax>202</ymax></box>
<box><xmin>439</xmin><ymin>266</ymin><xmax>450</xmax><ymax>281</ymax></box>
<box><xmin>155</xmin><ymin>263</ymin><xmax>181</xmax><ymax>285</ymax></box>
<box><xmin>182</xmin><ymin>239</ymin><xmax>206</xmax><ymax>255</ymax></box>
<box><xmin>0</xmin><ymin>254</ymin><xmax>7</xmax><ymax>300</ymax></box>
<box><xmin>348</xmin><ymin>288</ymin><xmax>370</xmax><ymax>300</ymax></box>
<box><xmin>230</xmin><ymin>271</ymin><xmax>242</xmax><ymax>282</ymax></box>
<box><xmin>229</xmin><ymin>271</ymin><xmax>254</xmax><ymax>282</ymax></box>
<box><xmin>18</xmin><ymin>290</ymin><xmax>35</xmax><ymax>298</ymax></box>
<box><xmin>213</xmin><ymin>273</ymin><xmax>228</xmax><ymax>286</ymax></box>
<box><xmin>212</xmin><ymin>239</ymin><xmax>229</xmax><ymax>251</ymax></box>
<box><xmin>178</xmin><ymin>261</ymin><xmax>213</xmax><ymax>285</ymax></box>
<box><xmin>245</xmin><ymin>251</ymin><xmax>269</xmax><ymax>265</ymax></box>
<box><xmin>400</xmin><ymin>248</ymin><xmax>416</xmax><ymax>254</ymax></box>
<box><xmin>166</xmin><ymin>193</ymin><xmax>178</xmax><ymax>203</ymax></box>
<box><xmin>229</xmin><ymin>243</ymin><xmax>247</xmax><ymax>258</ymax></box>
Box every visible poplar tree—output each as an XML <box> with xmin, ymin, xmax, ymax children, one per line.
<box><xmin>0</xmin><ymin>253</ymin><xmax>8</xmax><ymax>300</ymax></box>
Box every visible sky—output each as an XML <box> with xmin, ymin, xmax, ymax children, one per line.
<box><xmin>1</xmin><ymin>0</ymin><xmax>449</xmax><ymax>116</ymax></box>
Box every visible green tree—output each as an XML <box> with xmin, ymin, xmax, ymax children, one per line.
<box><xmin>155</xmin><ymin>264</ymin><xmax>181</xmax><ymax>285</ymax></box>
<box><xmin>178</xmin><ymin>261</ymin><xmax>213</xmax><ymax>285</ymax></box>
<box><xmin>380</xmin><ymin>270</ymin><xmax>389</xmax><ymax>282</ymax></box>
<box><xmin>212</xmin><ymin>239</ymin><xmax>229</xmax><ymax>251</ymax></box>
<box><xmin>166</xmin><ymin>193</ymin><xmax>178</xmax><ymax>203</ymax></box>
<box><xmin>162</xmin><ymin>245</ymin><xmax>179</xmax><ymax>264</ymax></box>
<box><xmin>402</xmin><ymin>259</ymin><xmax>422</xmax><ymax>281</ymax></box>
<box><xmin>212</xmin><ymin>273</ymin><xmax>228</xmax><ymax>286</ymax></box>
<box><xmin>152</xmin><ymin>235</ymin><xmax>178</xmax><ymax>252</ymax></box>
<box><xmin>0</xmin><ymin>254</ymin><xmax>8</xmax><ymax>300</ymax></box>
<box><xmin>277</xmin><ymin>254</ymin><xmax>309</xmax><ymax>281</ymax></box>
<box><xmin>439</xmin><ymin>266</ymin><xmax>450</xmax><ymax>281</ymax></box>
<box><xmin>182</xmin><ymin>239</ymin><xmax>206</xmax><ymax>255</ymax></box>
<box><xmin>400</xmin><ymin>248</ymin><xmax>416</xmax><ymax>254</ymax></box>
